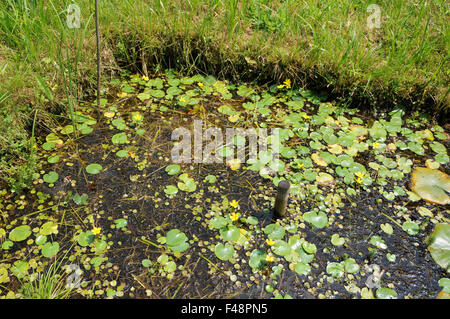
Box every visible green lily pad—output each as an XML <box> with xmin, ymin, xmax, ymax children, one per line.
<box><xmin>77</xmin><ymin>231</ymin><xmax>94</xmax><ymax>247</ymax></box>
<box><xmin>220</xmin><ymin>226</ymin><xmax>241</xmax><ymax>242</ymax></box>
<box><xmin>39</xmin><ymin>221</ymin><xmax>58</xmax><ymax>236</ymax></box>
<box><xmin>2</xmin><ymin>240</ymin><xmax>13</xmax><ymax>250</ymax></box>
<box><xmin>343</xmin><ymin>258</ymin><xmax>360</xmax><ymax>273</ymax></box>
<box><xmin>43</xmin><ymin>171</ymin><xmax>59</xmax><ymax>184</ymax></box>
<box><xmin>249</xmin><ymin>249</ymin><xmax>267</xmax><ymax>270</ymax></box>
<box><xmin>86</xmin><ymin>163</ymin><xmax>102</xmax><ymax>175</ymax></box>
<box><xmin>166</xmin><ymin>229</ymin><xmax>189</xmax><ymax>252</ymax></box>
<box><xmin>303</xmin><ymin>211</ymin><xmax>328</xmax><ymax>229</ymax></box>
<box><xmin>427</xmin><ymin>223</ymin><xmax>450</xmax><ymax>272</ymax></box>
<box><xmin>209</xmin><ymin>216</ymin><xmax>228</xmax><ymax>229</ymax></box>
<box><xmin>380</xmin><ymin>223</ymin><xmax>394</xmax><ymax>235</ymax></box>
<box><xmin>165</xmin><ymin>164</ymin><xmax>181</xmax><ymax>175</ymax></box>
<box><xmin>331</xmin><ymin>234</ymin><xmax>345</xmax><ymax>246</ymax></box>
<box><xmin>376</xmin><ymin>287</ymin><xmax>398</xmax><ymax>299</ymax></box>
<box><xmin>411</xmin><ymin>167</ymin><xmax>450</xmax><ymax>205</ymax></box>
<box><xmin>9</xmin><ymin>225</ymin><xmax>31</xmax><ymax>242</ymax></box>
<box><xmin>204</xmin><ymin>175</ymin><xmax>217</xmax><ymax>183</ymax></box>
<box><xmin>112</xmin><ymin>132</ymin><xmax>128</xmax><ymax>145</ymax></box>
<box><xmin>164</xmin><ymin>185</ymin><xmax>178</xmax><ymax>195</ymax></box>
<box><xmin>264</xmin><ymin>224</ymin><xmax>285</xmax><ymax>240</ymax></box>
<box><xmin>116</xmin><ymin>150</ymin><xmax>129</xmax><ymax>158</ymax></box>
<box><xmin>114</xmin><ymin>218</ymin><xmax>128</xmax><ymax>229</ymax></box>
<box><xmin>294</xmin><ymin>262</ymin><xmax>311</xmax><ymax>276</ymax></box>
<box><xmin>214</xmin><ymin>243</ymin><xmax>235</xmax><ymax>261</ymax></box>
<box><xmin>47</xmin><ymin>154</ymin><xmax>60</xmax><ymax>164</ymax></box>
<box><xmin>272</xmin><ymin>240</ymin><xmax>291</xmax><ymax>256</ymax></box>
<box><xmin>402</xmin><ymin>221</ymin><xmax>419</xmax><ymax>235</ymax></box>
<box><xmin>41</xmin><ymin>242</ymin><xmax>59</xmax><ymax>258</ymax></box>
<box><xmin>326</xmin><ymin>262</ymin><xmax>345</xmax><ymax>278</ymax></box>
<box><xmin>370</xmin><ymin>235</ymin><xmax>387</xmax><ymax>249</ymax></box>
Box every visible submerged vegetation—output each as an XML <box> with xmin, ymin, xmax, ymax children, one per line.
<box><xmin>0</xmin><ymin>1</ymin><xmax>448</xmax><ymax>299</ymax></box>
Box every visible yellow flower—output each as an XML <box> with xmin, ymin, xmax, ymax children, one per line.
<box><xmin>117</xmin><ymin>92</ymin><xmax>128</xmax><ymax>98</ymax></box>
<box><xmin>302</xmin><ymin>114</ymin><xmax>310</xmax><ymax>120</ymax></box>
<box><xmin>197</xmin><ymin>82</ymin><xmax>204</xmax><ymax>87</ymax></box>
<box><xmin>179</xmin><ymin>97</ymin><xmax>186</xmax><ymax>102</ymax></box>
<box><xmin>355</xmin><ymin>172</ymin><xmax>365</xmax><ymax>179</ymax></box>
<box><xmin>373</xmin><ymin>142</ymin><xmax>380</xmax><ymax>148</ymax></box>
<box><xmin>266</xmin><ymin>238</ymin><xmax>275</xmax><ymax>246</ymax></box>
<box><xmin>230</xmin><ymin>212</ymin><xmax>240</xmax><ymax>222</ymax></box>
<box><xmin>266</xmin><ymin>254</ymin><xmax>275</xmax><ymax>263</ymax></box>
<box><xmin>230</xmin><ymin>199</ymin><xmax>239</xmax><ymax>209</ymax></box>
<box><xmin>142</xmin><ymin>75</ymin><xmax>149</xmax><ymax>82</ymax></box>
<box><xmin>355</xmin><ymin>177</ymin><xmax>363</xmax><ymax>184</ymax></box>
<box><xmin>92</xmin><ymin>227</ymin><xmax>101</xmax><ymax>235</ymax></box>
<box><xmin>277</xmin><ymin>84</ymin><xmax>285</xmax><ymax>89</ymax></box>
<box><xmin>129</xmin><ymin>151</ymin><xmax>136</xmax><ymax>159</ymax></box>
<box><xmin>283</xmin><ymin>79</ymin><xmax>291</xmax><ymax>89</ymax></box>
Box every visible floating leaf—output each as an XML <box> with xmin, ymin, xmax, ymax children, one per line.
<box><xmin>303</xmin><ymin>211</ymin><xmax>328</xmax><ymax>229</ymax></box>
<box><xmin>86</xmin><ymin>163</ymin><xmax>102</xmax><ymax>175</ymax></box>
<box><xmin>410</xmin><ymin>167</ymin><xmax>450</xmax><ymax>205</ymax></box>
<box><xmin>214</xmin><ymin>243</ymin><xmax>234</xmax><ymax>261</ymax></box>
<box><xmin>331</xmin><ymin>234</ymin><xmax>345</xmax><ymax>246</ymax></box>
<box><xmin>220</xmin><ymin>226</ymin><xmax>241</xmax><ymax>242</ymax></box>
<box><xmin>77</xmin><ymin>231</ymin><xmax>94</xmax><ymax>247</ymax></box>
<box><xmin>115</xmin><ymin>218</ymin><xmax>128</xmax><ymax>229</ymax></box>
<box><xmin>41</xmin><ymin>242</ymin><xmax>59</xmax><ymax>258</ymax></box>
<box><xmin>249</xmin><ymin>249</ymin><xmax>267</xmax><ymax>270</ymax></box>
<box><xmin>9</xmin><ymin>225</ymin><xmax>31</xmax><ymax>242</ymax></box>
<box><xmin>326</xmin><ymin>262</ymin><xmax>345</xmax><ymax>278</ymax></box>
<box><xmin>165</xmin><ymin>164</ymin><xmax>181</xmax><ymax>175</ymax></box>
<box><xmin>112</xmin><ymin>132</ymin><xmax>128</xmax><ymax>145</ymax></box>
<box><xmin>39</xmin><ymin>221</ymin><xmax>58</xmax><ymax>236</ymax></box>
<box><xmin>166</xmin><ymin>229</ymin><xmax>189</xmax><ymax>252</ymax></box>
<box><xmin>164</xmin><ymin>185</ymin><xmax>178</xmax><ymax>195</ymax></box>
<box><xmin>43</xmin><ymin>171</ymin><xmax>59</xmax><ymax>184</ymax></box>
<box><xmin>427</xmin><ymin>223</ymin><xmax>450</xmax><ymax>272</ymax></box>
<box><xmin>376</xmin><ymin>287</ymin><xmax>398</xmax><ymax>299</ymax></box>
<box><xmin>264</xmin><ymin>224</ymin><xmax>285</xmax><ymax>240</ymax></box>
<box><xmin>343</xmin><ymin>258</ymin><xmax>360</xmax><ymax>273</ymax></box>
<box><xmin>402</xmin><ymin>221</ymin><xmax>419</xmax><ymax>235</ymax></box>
<box><xmin>294</xmin><ymin>262</ymin><xmax>311</xmax><ymax>276</ymax></box>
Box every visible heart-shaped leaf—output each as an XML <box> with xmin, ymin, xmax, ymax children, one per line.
<box><xmin>427</xmin><ymin>223</ymin><xmax>450</xmax><ymax>272</ymax></box>
<box><xmin>326</xmin><ymin>262</ymin><xmax>345</xmax><ymax>278</ymax></box>
<box><xmin>303</xmin><ymin>211</ymin><xmax>328</xmax><ymax>229</ymax></box>
<box><xmin>164</xmin><ymin>185</ymin><xmax>178</xmax><ymax>195</ymax></box>
<box><xmin>272</xmin><ymin>240</ymin><xmax>291</xmax><ymax>256</ymax></box>
<box><xmin>411</xmin><ymin>167</ymin><xmax>450</xmax><ymax>205</ymax></box>
<box><xmin>214</xmin><ymin>243</ymin><xmax>234</xmax><ymax>261</ymax></box>
<box><xmin>249</xmin><ymin>249</ymin><xmax>267</xmax><ymax>270</ymax></box>
<box><xmin>77</xmin><ymin>231</ymin><xmax>94</xmax><ymax>247</ymax></box>
<box><xmin>264</xmin><ymin>224</ymin><xmax>285</xmax><ymax>240</ymax></box>
<box><xmin>220</xmin><ymin>226</ymin><xmax>240</xmax><ymax>242</ymax></box>
<box><xmin>43</xmin><ymin>171</ymin><xmax>59</xmax><ymax>184</ymax></box>
<box><xmin>294</xmin><ymin>262</ymin><xmax>311</xmax><ymax>276</ymax></box>
<box><xmin>41</xmin><ymin>242</ymin><xmax>59</xmax><ymax>258</ymax></box>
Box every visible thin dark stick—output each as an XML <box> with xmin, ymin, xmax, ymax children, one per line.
<box><xmin>274</xmin><ymin>180</ymin><xmax>290</xmax><ymax>218</ymax></box>
<box><xmin>95</xmin><ymin>0</ymin><xmax>101</xmax><ymax>118</ymax></box>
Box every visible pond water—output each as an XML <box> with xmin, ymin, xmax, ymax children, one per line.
<box><xmin>0</xmin><ymin>71</ymin><xmax>448</xmax><ymax>299</ymax></box>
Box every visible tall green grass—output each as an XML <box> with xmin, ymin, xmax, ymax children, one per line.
<box><xmin>0</xmin><ymin>0</ymin><xmax>448</xmax><ymax>191</ymax></box>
